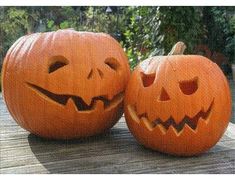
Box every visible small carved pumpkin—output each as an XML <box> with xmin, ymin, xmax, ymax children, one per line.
<box><xmin>124</xmin><ymin>42</ymin><xmax>232</xmax><ymax>156</ymax></box>
<box><xmin>2</xmin><ymin>29</ymin><xmax>130</xmax><ymax>139</ymax></box>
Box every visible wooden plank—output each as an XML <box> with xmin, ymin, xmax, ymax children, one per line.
<box><xmin>1</xmin><ymin>145</ymin><xmax>234</xmax><ymax>174</ymax></box>
<box><xmin>1</xmin><ymin>129</ymin><xmax>234</xmax><ymax>169</ymax></box>
<box><xmin>1</xmin><ymin>125</ymin><xmax>235</xmax><ymax>173</ymax></box>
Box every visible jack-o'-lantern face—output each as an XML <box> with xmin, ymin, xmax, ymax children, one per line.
<box><xmin>2</xmin><ymin>29</ymin><xmax>130</xmax><ymax>139</ymax></box>
<box><xmin>124</xmin><ymin>55</ymin><xmax>231</xmax><ymax>156</ymax></box>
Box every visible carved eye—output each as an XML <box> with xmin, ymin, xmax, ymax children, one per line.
<box><xmin>179</xmin><ymin>77</ymin><xmax>198</xmax><ymax>95</ymax></box>
<box><xmin>48</xmin><ymin>56</ymin><xmax>69</xmax><ymax>73</ymax></box>
<box><xmin>105</xmin><ymin>57</ymin><xmax>120</xmax><ymax>71</ymax></box>
<box><xmin>140</xmin><ymin>72</ymin><xmax>156</xmax><ymax>87</ymax></box>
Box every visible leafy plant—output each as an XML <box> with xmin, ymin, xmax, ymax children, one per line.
<box><xmin>122</xmin><ymin>7</ymin><xmax>205</xmax><ymax>69</ymax></box>
<box><xmin>202</xmin><ymin>7</ymin><xmax>235</xmax><ymax>63</ymax></box>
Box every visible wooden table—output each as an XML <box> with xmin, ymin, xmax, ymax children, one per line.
<box><xmin>0</xmin><ymin>80</ymin><xmax>235</xmax><ymax>174</ymax></box>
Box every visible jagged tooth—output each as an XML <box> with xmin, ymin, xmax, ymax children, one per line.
<box><xmin>106</xmin><ymin>92</ymin><xmax>123</xmax><ymax>110</ymax></box>
<box><xmin>196</xmin><ymin>117</ymin><xmax>208</xmax><ymax>131</ymax></box>
<box><xmin>157</xmin><ymin>113</ymin><xmax>170</xmax><ymax>122</ymax></box>
<box><xmin>148</xmin><ymin>112</ymin><xmax>159</xmax><ymax>123</ymax></box>
<box><xmin>136</xmin><ymin>106</ymin><xmax>146</xmax><ymax>118</ymax></box>
<box><xmin>187</xmin><ymin>109</ymin><xmax>198</xmax><ymax>119</ymax></box>
<box><xmin>107</xmin><ymin>93</ymin><xmax>114</xmax><ymax>101</ymax></box>
<box><xmin>140</xmin><ymin>117</ymin><xmax>154</xmax><ymax>131</ymax></box>
<box><xmin>180</xmin><ymin>124</ymin><xmax>197</xmax><ymax>136</ymax></box>
<box><xmin>171</xmin><ymin>113</ymin><xmax>184</xmax><ymax>125</ymax></box>
<box><xmin>166</xmin><ymin>125</ymin><xmax>179</xmax><ymax>137</ymax></box>
<box><xmin>82</xmin><ymin>96</ymin><xmax>92</xmax><ymax>107</ymax></box>
<box><xmin>205</xmin><ymin>113</ymin><xmax>212</xmax><ymax>124</ymax></box>
<box><xmin>153</xmin><ymin>124</ymin><xmax>167</xmax><ymax>135</ymax></box>
<box><xmin>127</xmin><ymin>105</ymin><xmax>140</xmax><ymax>123</ymax></box>
<box><xmin>65</xmin><ymin>98</ymin><xmax>77</xmax><ymax>111</ymax></box>
<box><xmin>94</xmin><ymin>100</ymin><xmax>104</xmax><ymax>111</ymax></box>
<box><xmin>203</xmin><ymin>99</ymin><xmax>213</xmax><ymax>113</ymax></box>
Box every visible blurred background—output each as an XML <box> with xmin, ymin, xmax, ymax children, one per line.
<box><xmin>0</xmin><ymin>6</ymin><xmax>234</xmax><ymax>84</ymax></box>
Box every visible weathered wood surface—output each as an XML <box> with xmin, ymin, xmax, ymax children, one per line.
<box><xmin>0</xmin><ymin>80</ymin><xmax>235</xmax><ymax>174</ymax></box>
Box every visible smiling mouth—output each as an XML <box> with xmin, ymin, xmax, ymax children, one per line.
<box><xmin>127</xmin><ymin>101</ymin><xmax>213</xmax><ymax>134</ymax></box>
<box><xmin>27</xmin><ymin>83</ymin><xmax>124</xmax><ymax>111</ymax></box>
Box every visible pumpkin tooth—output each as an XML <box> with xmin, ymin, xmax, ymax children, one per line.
<box><xmin>140</xmin><ymin>117</ymin><xmax>154</xmax><ymax>131</ymax></box>
<box><xmin>105</xmin><ymin>92</ymin><xmax>123</xmax><ymax>111</ymax></box>
<box><xmin>196</xmin><ymin>117</ymin><xmax>207</xmax><ymax>131</ymax></box>
<box><xmin>65</xmin><ymin>98</ymin><xmax>77</xmax><ymax>111</ymax></box>
<box><xmin>166</xmin><ymin>125</ymin><xmax>179</xmax><ymax>136</ymax></box>
<box><xmin>180</xmin><ymin>123</ymin><xmax>197</xmax><ymax>135</ymax></box>
<box><xmin>94</xmin><ymin>100</ymin><xmax>104</xmax><ymax>110</ymax></box>
<box><xmin>127</xmin><ymin>105</ymin><xmax>140</xmax><ymax>123</ymax></box>
<box><xmin>203</xmin><ymin>99</ymin><xmax>213</xmax><ymax>114</ymax></box>
<box><xmin>187</xmin><ymin>109</ymin><xmax>198</xmax><ymax>119</ymax></box>
<box><xmin>203</xmin><ymin>101</ymin><xmax>213</xmax><ymax>123</ymax></box>
<box><xmin>155</xmin><ymin>124</ymin><xmax>167</xmax><ymax>135</ymax></box>
<box><xmin>107</xmin><ymin>93</ymin><xmax>114</xmax><ymax>101</ymax></box>
<box><xmin>204</xmin><ymin>113</ymin><xmax>211</xmax><ymax>124</ymax></box>
<box><xmin>171</xmin><ymin>114</ymin><xmax>184</xmax><ymax>125</ymax></box>
<box><xmin>158</xmin><ymin>113</ymin><xmax>171</xmax><ymax>123</ymax></box>
<box><xmin>136</xmin><ymin>106</ymin><xmax>146</xmax><ymax>118</ymax></box>
<box><xmin>82</xmin><ymin>96</ymin><xmax>92</xmax><ymax>107</ymax></box>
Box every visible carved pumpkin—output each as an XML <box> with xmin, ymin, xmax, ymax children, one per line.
<box><xmin>124</xmin><ymin>42</ymin><xmax>232</xmax><ymax>156</ymax></box>
<box><xmin>2</xmin><ymin>29</ymin><xmax>130</xmax><ymax>139</ymax></box>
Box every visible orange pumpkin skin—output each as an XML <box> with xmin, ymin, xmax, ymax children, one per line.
<box><xmin>124</xmin><ymin>55</ymin><xmax>232</xmax><ymax>156</ymax></box>
<box><xmin>2</xmin><ymin>29</ymin><xmax>130</xmax><ymax>139</ymax></box>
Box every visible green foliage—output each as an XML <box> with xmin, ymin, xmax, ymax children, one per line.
<box><xmin>225</xmin><ymin>15</ymin><xmax>235</xmax><ymax>64</ymax></box>
<box><xmin>47</xmin><ymin>20</ymin><xmax>55</xmax><ymax>29</ymax></box>
<box><xmin>121</xmin><ymin>7</ymin><xmax>206</xmax><ymax>69</ymax></box>
<box><xmin>121</xmin><ymin>7</ymin><xmax>164</xmax><ymax>69</ymax></box>
<box><xmin>202</xmin><ymin>7</ymin><xmax>235</xmax><ymax>63</ymax></box>
<box><xmin>0</xmin><ymin>7</ymin><xmax>42</xmax><ymax>66</ymax></box>
<box><xmin>158</xmin><ymin>7</ymin><xmax>205</xmax><ymax>54</ymax></box>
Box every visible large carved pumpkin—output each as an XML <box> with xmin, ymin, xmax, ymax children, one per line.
<box><xmin>2</xmin><ymin>29</ymin><xmax>130</xmax><ymax>139</ymax></box>
<box><xmin>124</xmin><ymin>42</ymin><xmax>232</xmax><ymax>156</ymax></box>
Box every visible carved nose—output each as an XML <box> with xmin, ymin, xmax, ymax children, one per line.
<box><xmin>87</xmin><ymin>68</ymin><xmax>104</xmax><ymax>79</ymax></box>
<box><xmin>159</xmin><ymin>87</ymin><xmax>170</xmax><ymax>101</ymax></box>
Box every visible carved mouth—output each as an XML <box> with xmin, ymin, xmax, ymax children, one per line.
<box><xmin>27</xmin><ymin>83</ymin><xmax>123</xmax><ymax>111</ymax></box>
<box><xmin>127</xmin><ymin>100</ymin><xmax>213</xmax><ymax>134</ymax></box>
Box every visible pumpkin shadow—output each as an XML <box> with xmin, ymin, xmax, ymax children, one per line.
<box><xmin>27</xmin><ymin>127</ymin><xmax>195</xmax><ymax>174</ymax></box>
<box><xmin>27</xmin><ymin>126</ymin><xmax>174</xmax><ymax>174</ymax></box>
<box><xmin>27</xmin><ymin>127</ymin><xmax>137</xmax><ymax>174</ymax></box>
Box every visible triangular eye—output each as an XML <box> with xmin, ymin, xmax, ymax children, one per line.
<box><xmin>140</xmin><ymin>72</ymin><xmax>156</xmax><ymax>87</ymax></box>
<box><xmin>48</xmin><ymin>56</ymin><xmax>68</xmax><ymax>73</ymax></box>
<box><xmin>179</xmin><ymin>77</ymin><xmax>198</xmax><ymax>95</ymax></box>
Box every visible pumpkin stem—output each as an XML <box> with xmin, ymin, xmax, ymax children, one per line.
<box><xmin>168</xmin><ymin>41</ymin><xmax>186</xmax><ymax>55</ymax></box>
